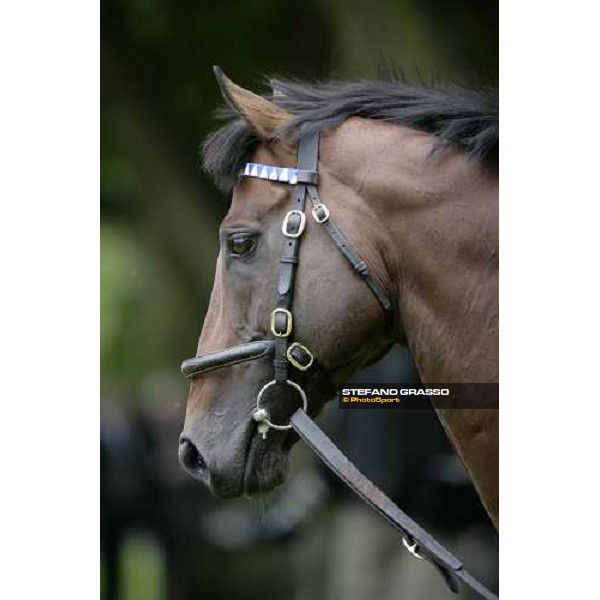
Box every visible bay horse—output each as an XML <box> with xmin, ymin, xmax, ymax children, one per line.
<box><xmin>179</xmin><ymin>69</ymin><xmax>499</xmax><ymax>535</ymax></box>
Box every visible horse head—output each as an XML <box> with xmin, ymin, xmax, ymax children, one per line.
<box><xmin>179</xmin><ymin>70</ymin><xmax>395</xmax><ymax>498</ymax></box>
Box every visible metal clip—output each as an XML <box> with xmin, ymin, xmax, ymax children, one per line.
<box><xmin>402</xmin><ymin>536</ymin><xmax>426</xmax><ymax>560</ymax></box>
<box><xmin>257</xmin><ymin>422</ymin><xmax>270</xmax><ymax>439</ymax></box>
<box><xmin>253</xmin><ymin>408</ymin><xmax>272</xmax><ymax>439</ymax></box>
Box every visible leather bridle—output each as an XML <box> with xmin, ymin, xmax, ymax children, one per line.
<box><xmin>181</xmin><ymin>131</ymin><xmax>498</xmax><ymax>599</ymax></box>
<box><xmin>181</xmin><ymin>130</ymin><xmax>392</xmax><ymax>432</ymax></box>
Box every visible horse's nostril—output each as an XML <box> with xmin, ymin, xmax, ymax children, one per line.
<box><xmin>178</xmin><ymin>437</ymin><xmax>207</xmax><ymax>476</ymax></box>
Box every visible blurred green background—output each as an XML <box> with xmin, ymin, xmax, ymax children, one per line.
<box><xmin>101</xmin><ymin>2</ymin><xmax>498</xmax><ymax>599</ymax></box>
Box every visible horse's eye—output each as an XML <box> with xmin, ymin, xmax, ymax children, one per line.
<box><xmin>229</xmin><ymin>234</ymin><xmax>257</xmax><ymax>256</ymax></box>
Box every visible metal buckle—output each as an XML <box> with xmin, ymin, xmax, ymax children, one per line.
<box><xmin>286</xmin><ymin>342</ymin><xmax>314</xmax><ymax>371</ymax></box>
<box><xmin>312</xmin><ymin>203</ymin><xmax>330</xmax><ymax>223</ymax></box>
<box><xmin>270</xmin><ymin>308</ymin><xmax>293</xmax><ymax>337</ymax></box>
<box><xmin>282</xmin><ymin>210</ymin><xmax>306</xmax><ymax>238</ymax></box>
<box><xmin>402</xmin><ymin>536</ymin><xmax>426</xmax><ymax>560</ymax></box>
<box><xmin>252</xmin><ymin>379</ymin><xmax>308</xmax><ymax>438</ymax></box>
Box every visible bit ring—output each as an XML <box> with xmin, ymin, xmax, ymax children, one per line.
<box><xmin>253</xmin><ymin>379</ymin><xmax>308</xmax><ymax>431</ymax></box>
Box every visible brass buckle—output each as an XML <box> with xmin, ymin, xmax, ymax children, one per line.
<box><xmin>286</xmin><ymin>342</ymin><xmax>314</xmax><ymax>371</ymax></box>
<box><xmin>270</xmin><ymin>308</ymin><xmax>293</xmax><ymax>337</ymax></box>
<box><xmin>282</xmin><ymin>210</ymin><xmax>306</xmax><ymax>238</ymax></box>
<box><xmin>312</xmin><ymin>203</ymin><xmax>330</xmax><ymax>223</ymax></box>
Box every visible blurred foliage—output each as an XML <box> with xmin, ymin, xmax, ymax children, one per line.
<box><xmin>101</xmin><ymin>226</ymin><xmax>180</xmax><ymax>384</ymax></box>
<box><xmin>101</xmin><ymin>0</ymin><xmax>497</xmax><ymax>389</ymax></box>
<box><xmin>120</xmin><ymin>534</ymin><xmax>165</xmax><ymax>600</ymax></box>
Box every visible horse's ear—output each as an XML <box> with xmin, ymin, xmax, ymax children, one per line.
<box><xmin>213</xmin><ymin>66</ymin><xmax>292</xmax><ymax>140</ymax></box>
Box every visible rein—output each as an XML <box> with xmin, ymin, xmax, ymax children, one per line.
<box><xmin>181</xmin><ymin>131</ymin><xmax>498</xmax><ymax>599</ymax></box>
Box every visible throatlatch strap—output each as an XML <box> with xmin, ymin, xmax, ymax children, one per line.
<box><xmin>306</xmin><ymin>186</ymin><xmax>392</xmax><ymax>317</ymax></box>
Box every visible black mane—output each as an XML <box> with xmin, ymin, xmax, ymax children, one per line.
<box><xmin>203</xmin><ymin>76</ymin><xmax>498</xmax><ymax>193</ymax></box>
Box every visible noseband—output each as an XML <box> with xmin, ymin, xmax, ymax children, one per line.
<box><xmin>180</xmin><ymin>131</ymin><xmax>497</xmax><ymax>600</ymax></box>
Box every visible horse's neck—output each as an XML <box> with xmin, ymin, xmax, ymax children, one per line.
<box><xmin>434</xmin><ymin>406</ymin><xmax>499</xmax><ymax>528</ymax></box>
<box><xmin>341</xmin><ymin>122</ymin><xmax>499</xmax><ymax>525</ymax></box>
<box><xmin>393</xmin><ymin>179</ymin><xmax>499</xmax><ymax>384</ymax></box>
<box><xmin>389</xmin><ymin>155</ymin><xmax>499</xmax><ymax>526</ymax></box>
<box><xmin>342</xmin><ymin>126</ymin><xmax>499</xmax><ymax>382</ymax></box>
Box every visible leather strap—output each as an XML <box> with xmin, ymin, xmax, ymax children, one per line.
<box><xmin>181</xmin><ymin>341</ymin><xmax>275</xmax><ymax>378</ymax></box>
<box><xmin>306</xmin><ymin>186</ymin><xmax>392</xmax><ymax>317</ymax></box>
<box><xmin>273</xmin><ymin>132</ymin><xmax>320</xmax><ymax>383</ymax></box>
<box><xmin>290</xmin><ymin>409</ymin><xmax>499</xmax><ymax>600</ymax></box>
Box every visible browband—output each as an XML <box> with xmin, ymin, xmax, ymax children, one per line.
<box><xmin>241</xmin><ymin>163</ymin><xmax>318</xmax><ymax>185</ymax></box>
